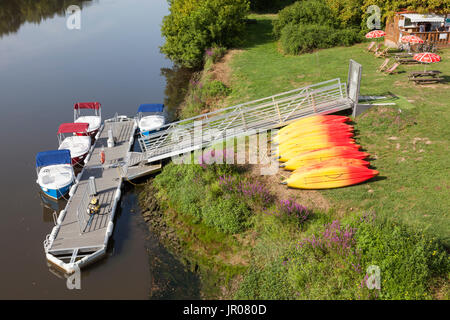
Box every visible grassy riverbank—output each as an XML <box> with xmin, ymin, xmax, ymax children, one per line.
<box><xmin>140</xmin><ymin>14</ymin><xmax>450</xmax><ymax>299</ymax></box>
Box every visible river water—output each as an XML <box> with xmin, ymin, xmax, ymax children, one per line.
<box><xmin>0</xmin><ymin>0</ymin><xmax>198</xmax><ymax>299</ymax></box>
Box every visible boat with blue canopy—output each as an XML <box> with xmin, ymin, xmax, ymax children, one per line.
<box><xmin>137</xmin><ymin>104</ymin><xmax>166</xmax><ymax>136</ymax></box>
<box><xmin>36</xmin><ymin>150</ymin><xmax>75</xmax><ymax>200</ymax></box>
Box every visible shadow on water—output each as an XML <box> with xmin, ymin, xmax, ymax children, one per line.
<box><xmin>160</xmin><ymin>65</ymin><xmax>196</xmax><ymax>122</ymax></box>
<box><xmin>111</xmin><ymin>185</ymin><xmax>201</xmax><ymax>299</ymax></box>
<box><xmin>0</xmin><ymin>0</ymin><xmax>93</xmax><ymax>37</ymax></box>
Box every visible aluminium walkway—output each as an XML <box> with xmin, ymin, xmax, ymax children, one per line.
<box><xmin>138</xmin><ymin>78</ymin><xmax>354</xmax><ymax>163</ymax></box>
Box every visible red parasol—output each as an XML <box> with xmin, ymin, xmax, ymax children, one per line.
<box><xmin>413</xmin><ymin>52</ymin><xmax>441</xmax><ymax>71</ymax></box>
<box><xmin>400</xmin><ymin>35</ymin><xmax>424</xmax><ymax>44</ymax></box>
<box><xmin>365</xmin><ymin>30</ymin><xmax>386</xmax><ymax>39</ymax></box>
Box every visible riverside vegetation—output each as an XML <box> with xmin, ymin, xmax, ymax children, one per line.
<box><xmin>139</xmin><ymin>1</ymin><xmax>450</xmax><ymax>299</ymax></box>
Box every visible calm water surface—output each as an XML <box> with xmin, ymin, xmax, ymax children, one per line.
<box><xmin>0</xmin><ymin>0</ymin><xmax>197</xmax><ymax>299</ymax></box>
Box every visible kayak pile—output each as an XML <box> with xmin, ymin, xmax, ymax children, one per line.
<box><xmin>273</xmin><ymin>115</ymin><xmax>379</xmax><ymax>189</ymax></box>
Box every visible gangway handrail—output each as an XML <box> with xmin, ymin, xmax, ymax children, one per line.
<box><xmin>139</xmin><ymin>78</ymin><xmax>352</xmax><ymax>162</ymax></box>
<box><xmin>76</xmin><ymin>181</ymin><xmax>94</xmax><ymax>234</ymax></box>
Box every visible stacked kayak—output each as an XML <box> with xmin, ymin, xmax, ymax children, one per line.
<box><xmin>274</xmin><ymin>115</ymin><xmax>378</xmax><ymax>189</ymax></box>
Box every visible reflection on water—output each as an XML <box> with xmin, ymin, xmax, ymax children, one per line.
<box><xmin>0</xmin><ymin>0</ymin><xmax>201</xmax><ymax>299</ymax></box>
<box><xmin>161</xmin><ymin>65</ymin><xmax>195</xmax><ymax>122</ymax></box>
<box><xmin>0</xmin><ymin>0</ymin><xmax>92</xmax><ymax>37</ymax></box>
<box><xmin>39</xmin><ymin>192</ymin><xmax>67</xmax><ymax>223</ymax></box>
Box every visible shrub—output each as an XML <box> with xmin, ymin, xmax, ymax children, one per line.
<box><xmin>280</xmin><ymin>23</ymin><xmax>362</xmax><ymax>55</ymax></box>
<box><xmin>273</xmin><ymin>0</ymin><xmax>339</xmax><ymax>38</ymax></box>
<box><xmin>161</xmin><ymin>0</ymin><xmax>250</xmax><ymax>68</ymax></box>
<box><xmin>202</xmin><ymin>196</ymin><xmax>252</xmax><ymax>234</ymax></box>
<box><xmin>235</xmin><ymin>261</ymin><xmax>295</xmax><ymax>299</ymax></box>
<box><xmin>265</xmin><ymin>199</ymin><xmax>311</xmax><ymax>227</ymax></box>
<box><xmin>153</xmin><ymin>162</ymin><xmax>206</xmax><ymax>220</ymax></box>
<box><xmin>218</xmin><ymin>175</ymin><xmax>274</xmax><ymax>207</ymax></box>
<box><xmin>236</xmin><ymin>212</ymin><xmax>450</xmax><ymax>300</ymax></box>
<box><xmin>202</xmin><ymin>80</ymin><xmax>231</xmax><ymax>98</ymax></box>
<box><xmin>354</xmin><ymin>215</ymin><xmax>449</xmax><ymax>300</ymax></box>
<box><xmin>205</xmin><ymin>46</ymin><xmax>227</xmax><ymax>65</ymax></box>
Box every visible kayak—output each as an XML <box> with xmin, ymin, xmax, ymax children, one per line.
<box><xmin>275</xmin><ymin>123</ymin><xmax>354</xmax><ymax>143</ymax></box>
<box><xmin>278</xmin><ymin>115</ymin><xmax>350</xmax><ymax>136</ymax></box>
<box><xmin>276</xmin><ymin>137</ymin><xmax>356</xmax><ymax>155</ymax></box>
<box><xmin>280</xmin><ymin>146</ymin><xmax>370</xmax><ymax>171</ymax></box>
<box><xmin>275</xmin><ymin>142</ymin><xmax>361</xmax><ymax>162</ymax></box>
<box><xmin>292</xmin><ymin>158</ymin><xmax>370</xmax><ymax>175</ymax></box>
<box><xmin>274</xmin><ymin>125</ymin><xmax>354</xmax><ymax>144</ymax></box>
<box><xmin>283</xmin><ymin>165</ymin><xmax>379</xmax><ymax>189</ymax></box>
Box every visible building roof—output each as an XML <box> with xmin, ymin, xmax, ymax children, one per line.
<box><xmin>401</xmin><ymin>13</ymin><xmax>445</xmax><ymax>23</ymax></box>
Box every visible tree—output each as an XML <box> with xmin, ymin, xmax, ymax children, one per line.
<box><xmin>161</xmin><ymin>0</ymin><xmax>250</xmax><ymax>68</ymax></box>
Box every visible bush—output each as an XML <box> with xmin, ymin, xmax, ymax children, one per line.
<box><xmin>153</xmin><ymin>162</ymin><xmax>206</xmax><ymax>220</ymax></box>
<box><xmin>280</xmin><ymin>23</ymin><xmax>362</xmax><ymax>55</ymax></box>
<box><xmin>236</xmin><ymin>213</ymin><xmax>450</xmax><ymax>300</ymax></box>
<box><xmin>235</xmin><ymin>261</ymin><xmax>295</xmax><ymax>299</ymax></box>
<box><xmin>161</xmin><ymin>0</ymin><xmax>250</xmax><ymax>68</ymax></box>
<box><xmin>202</xmin><ymin>196</ymin><xmax>252</xmax><ymax>234</ymax></box>
<box><xmin>354</xmin><ymin>216</ymin><xmax>449</xmax><ymax>300</ymax></box>
<box><xmin>202</xmin><ymin>80</ymin><xmax>231</xmax><ymax>98</ymax></box>
<box><xmin>273</xmin><ymin>0</ymin><xmax>339</xmax><ymax>38</ymax></box>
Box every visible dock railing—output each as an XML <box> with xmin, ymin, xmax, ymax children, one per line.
<box><xmin>138</xmin><ymin>78</ymin><xmax>352</xmax><ymax>162</ymax></box>
<box><xmin>76</xmin><ymin>180</ymin><xmax>95</xmax><ymax>234</ymax></box>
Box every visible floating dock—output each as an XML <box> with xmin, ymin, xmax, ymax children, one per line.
<box><xmin>44</xmin><ymin>117</ymin><xmax>160</xmax><ymax>274</ymax></box>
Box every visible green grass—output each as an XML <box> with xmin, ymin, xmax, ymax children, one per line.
<box><xmin>228</xmin><ymin>14</ymin><xmax>450</xmax><ymax>247</ymax></box>
<box><xmin>141</xmin><ymin>13</ymin><xmax>449</xmax><ymax>300</ymax></box>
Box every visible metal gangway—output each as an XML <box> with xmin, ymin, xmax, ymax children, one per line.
<box><xmin>138</xmin><ymin>78</ymin><xmax>355</xmax><ymax>163</ymax></box>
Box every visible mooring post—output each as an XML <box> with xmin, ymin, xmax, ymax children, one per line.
<box><xmin>107</xmin><ymin>128</ymin><xmax>115</xmax><ymax>148</ymax></box>
<box><xmin>89</xmin><ymin>176</ymin><xmax>97</xmax><ymax>196</ymax></box>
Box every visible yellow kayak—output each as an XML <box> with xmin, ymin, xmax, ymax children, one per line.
<box><xmin>292</xmin><ymin>158</ymin><xmax>370</xmax><ymax>175</ymax></box>
<box><xmin>282</xmin><ymin>165</ymin><xmax>379</xmax><ymax>189</ymax></box>
<box><xmin>275</xmin><ymin>142</ymin><xmax>361</xmax><ymax>162</ymax></box>
<box><xmin>278</xmin><ymin>115</ymin><xmax>349</xmax><ymax>136</ymax></box>
<box><xmin>275</xmin><ymin>123</ymin><xmax>353</xmax><ymax>143</ymax></box>
<box><xmin>276</xmin><ymin>137</ymin><xmax>355</xmax><ymax>155</ymax></box>
<box><xmin>280</xmin><ymin>146</ymin><xmax>370</xmax><ymax>171</ymax></box>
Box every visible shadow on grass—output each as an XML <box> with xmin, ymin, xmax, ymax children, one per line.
<box><xmin>241</xmin><ymin>18</ymin><xmax>276</xmax><ymax>50</ymax></box>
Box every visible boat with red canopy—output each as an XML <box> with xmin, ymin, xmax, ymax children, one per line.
<box><xmin>74</xmin><ymin>102</ymin><xmax>102</xmax><ymax>137</ymax></box>
<box><xmin>57</xmin><ymin>123</ymin><xmax>91</xmax><ymax>165</ymax></box>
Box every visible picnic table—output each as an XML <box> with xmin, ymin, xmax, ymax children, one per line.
<box><xmin>391</xmin><ymin>52</ymin><xmax>414</xmax><ymax>58</ymax></box>
<box><xmin>395</xmin><ymin>56</ymin><xmax>419</xmax><ymax>64</ymax></box>
<box><xmin>408</xmin><ymin>70</ymin><xmax>443</xmax><ymax>84</ymax></box>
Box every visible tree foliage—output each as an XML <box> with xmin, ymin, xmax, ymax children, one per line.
<box><xmin>249</xmin><ymin>0</ymin><xmax>297</xmax><ymax>13</ymax></box>
<box><xmin>0</xmin><ymin>0</ymin><xmax>90</xmax><ymax>37</ymax></box>
<box><xmin>161</xmin><ymin>0</ymin><xmax>250</xmax><ymax>68</ymax></box>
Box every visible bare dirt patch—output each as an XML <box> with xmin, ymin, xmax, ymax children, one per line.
<box><xmin>210</xmin><ymin>49</ymin><xmax>243</xmax><ymax>86</ymax></box>
<box><xmin>245</xmin><ymin>162</ymin><xmax>330</xmax><ymax>212</ymax></box>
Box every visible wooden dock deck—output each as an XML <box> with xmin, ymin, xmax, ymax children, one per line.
<box><xmin>44</xmin><ymin>118</ymin><xmax>159</xmax><ymax>273</ymax></box>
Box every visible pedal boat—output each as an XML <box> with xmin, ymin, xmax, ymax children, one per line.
<box><xmin>74</xmin><ymin>102</ymin><xmax>102</xmax><ymax>138</ymax></box>
<box><xmin>36</xmin><ymin>150</ymin><xmax>75</xmax><ymax>200</ymax></box>
<box><xmin>57</xmin><ymin>123</ymin><xmax>91</xmax><ymax>166</ymax></box>
<box><xmin>137</xmin><ymin>104</ymin><xmax>166</xmax><ymax>136</ymax></box>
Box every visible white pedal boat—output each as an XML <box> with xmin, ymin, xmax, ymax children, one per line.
<box><xmin>36</xmin><ymin>150</ymin><xmax>75</xmax><ymax>200</ymax></box>
<box><xmin>57</xmin><ymin>123</ymin><xmax>91</xmax><ymax>166</ymax></box>
<box><xmin>137</xmin><ymin>104</ymin><xmax>166</xmax><ymax>136</ymax></box>
<box><xmin>74</xmin><ymin>102</ymin><xmax>102</xmax><ymax>138</ymax></box>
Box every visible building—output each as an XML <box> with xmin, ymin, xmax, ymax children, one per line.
<box><xmin>385</xmin><ymin>11</ymin><xmax>450</xmax><ymax>48</ymax></box>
